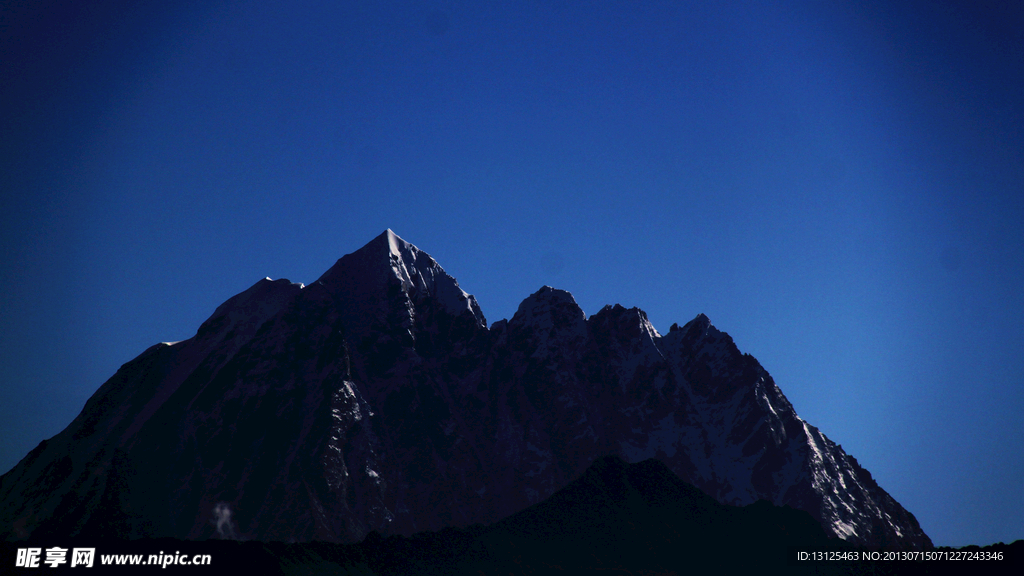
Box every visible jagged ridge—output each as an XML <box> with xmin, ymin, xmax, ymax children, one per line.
<box><xmin>0</xmin><ymin>230</ymin><xmax>930</xmax><ymax>549</ymax></box>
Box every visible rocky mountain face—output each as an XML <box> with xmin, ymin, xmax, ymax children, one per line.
<box><xmin>0</xmin><ymin>230</ymin><xmax>931</xmax><ymax>549</ymax></box>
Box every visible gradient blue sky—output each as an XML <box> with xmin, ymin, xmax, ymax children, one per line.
<box><xmin>2</xmin><ymin>0</ymin><xmax>1022</xmax><ymax>547</ymax></box>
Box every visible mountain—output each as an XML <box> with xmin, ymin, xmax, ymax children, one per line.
<box><xmin>0</xmin><ymin>230</ymin><xmax>931</xmax><ymax>549</ymax></box>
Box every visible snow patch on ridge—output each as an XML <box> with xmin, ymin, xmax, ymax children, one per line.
<box><xmin>833</xmin><ymin>519</ymin><xmax>858</xmax><ymax>539</ymax></box>
<box><xmin>385</xmin><ymin>230</ymin><xmax>484</xmax><ymax>326</ymax></box>
<box><xmin>385</xmin><ymin>229</ymin><xmax>401</xmax><ymax>257</ymax></box>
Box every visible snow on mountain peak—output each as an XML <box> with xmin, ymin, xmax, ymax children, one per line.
<box><xmin>385</xmin><ymin>228</ymin><xmax>401</xmax><ymax>257</ymax></box>
<box><xmin>382</xmin><ymin>231</ymin><xmax>483</xmax><ymax>325</ymax></box>
<box><xmin>316</xmin><ymin>230</ymin><xmax>486</xmax><ymax>329</ymax></box>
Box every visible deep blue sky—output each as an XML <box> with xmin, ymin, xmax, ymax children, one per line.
<box><xmin>2</xmin><ymin>0</ymin><xmax>1022</xmax><ymax>547</ymax></box>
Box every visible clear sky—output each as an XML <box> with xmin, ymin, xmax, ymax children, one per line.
<box><xmin>2</xmin><ymin>0</ymin><xmax>1021</xmax><ymax>548</ymax></box>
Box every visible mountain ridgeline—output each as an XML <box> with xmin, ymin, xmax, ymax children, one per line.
<box><xmin>0</xmin><ymin>230</ymin><xmax>930</xmax><ymax>549</ymax></box>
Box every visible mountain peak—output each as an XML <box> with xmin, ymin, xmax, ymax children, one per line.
<box><xmin>514</xmin><ymin>286</ymin><xmax>584</xmax><ymax>317</ymax></box>
<box><xmin>509</xmin><ymin>287</ymin><xmax>587</xmax><ymax>356</ymax></box>
<box><xmin>681</xmin><ymin>312</ymin><xmax>713</xmax><ymax>337</ymax></box>
<box><xmin>315</xmin><ymin>230</ymin><xmax>486</xmax><ymax>331</ymax></box>
<box><xmin>348</xmin><ymin>228</ymin><xmax>411</xmax><ymax>260</ymax></box>
<box><xmin>379</xmin><ymin>228</ymin><xmax>404</xmax><ymax>257</ymax></box>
